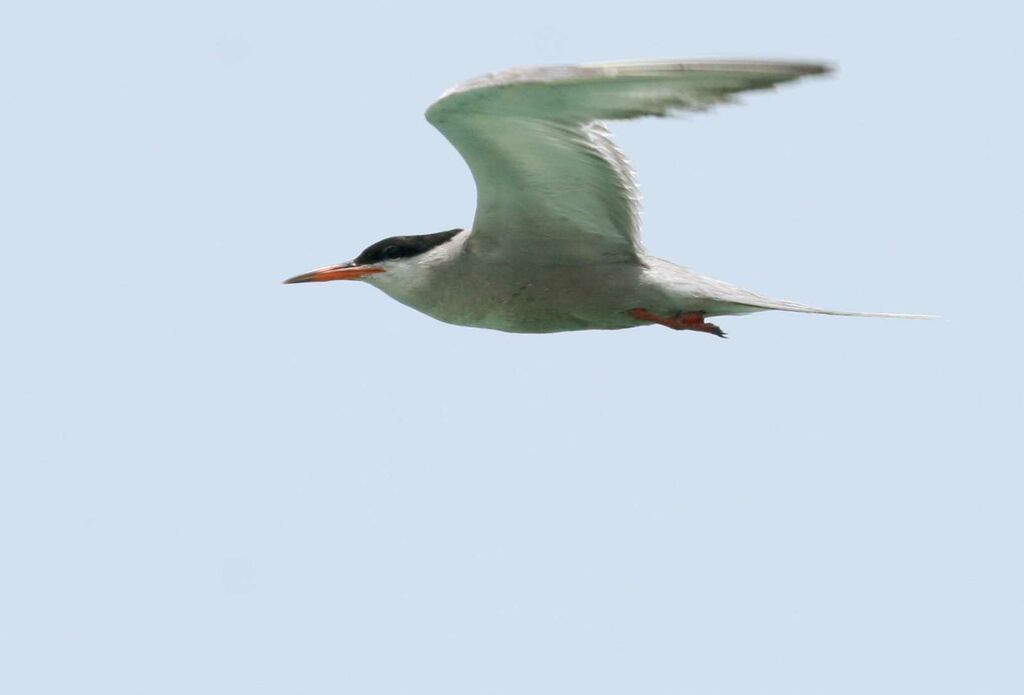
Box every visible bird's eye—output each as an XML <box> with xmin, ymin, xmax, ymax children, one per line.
<box><xmin>381</xmin><ymin>245</ymin><xmax>402</xmax><ymax>260</ymax></box>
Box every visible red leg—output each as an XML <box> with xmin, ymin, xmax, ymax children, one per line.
<box><xmin>628</xmin><ymin>308</ymin><xmax>727</xmax><ymax>338</ymax></box>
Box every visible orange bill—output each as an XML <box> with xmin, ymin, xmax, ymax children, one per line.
<box><xmin>283</xmin><ymin>264</ymin><xmax>385</xmax><ymax>284</ymax></box>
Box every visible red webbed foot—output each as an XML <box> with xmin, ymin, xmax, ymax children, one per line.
<box><xmin>628</xmin><ymin>308</ymin><xmax>727</xmax><ymax>338</ymax></box>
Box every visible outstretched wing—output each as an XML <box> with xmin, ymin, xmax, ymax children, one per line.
<box><xmin>426</xmin><ymin>60</ymin><xmax>831</xmax><ymax>262</ymax></box>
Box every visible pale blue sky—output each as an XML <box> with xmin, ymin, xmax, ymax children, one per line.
<box><xmin>2</xmin><ymin>1</ymin><xmax>1022</xmax><ymax>693</ymax></box>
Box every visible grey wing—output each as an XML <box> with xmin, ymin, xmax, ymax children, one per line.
<box><xmin>425</xmin><ymin>59</ymin><xmax>831</xmax><ymax>263</ymax></box>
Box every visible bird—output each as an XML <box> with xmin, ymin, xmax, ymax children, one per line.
<box><xmin>285</xmin><ymin>59</ymin><xmax>931</xmax><ymax>337</ymax></box>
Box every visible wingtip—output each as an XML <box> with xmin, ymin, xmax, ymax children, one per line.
<box><xmin>728</xmin><ymin>59</ymin><xmax>836</xmax><ymax>79</ymax></box>
<box><xmin>675</xmin><ymin>58</ymin><xmax>837</xmax><ymax>77</ymax></box>
<box><xmin>765</xmin><ymin>59</ymin><xmax>837</xmax><ymax>78</ymax></box>
<box><xmin>812</xmin><ymin>60</ymin><xmax>838</xmax><ymax>76</ymax></box>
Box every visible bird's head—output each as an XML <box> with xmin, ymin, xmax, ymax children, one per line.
<box><xmin>283</xmin><ymin>229</ymin><xmax>464</xmax><ymax>286</ymax></box>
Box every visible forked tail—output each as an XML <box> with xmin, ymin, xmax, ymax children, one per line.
<box><xmin>731</xmin><ymin>296</ymin><xmax>936</xmax><ymax>319</ymax></box>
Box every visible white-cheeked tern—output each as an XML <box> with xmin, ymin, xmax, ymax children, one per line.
<box><xmin>285</xmin><ymin>59</ymin><xmax>932</xmax><ymax>337</ymax></box>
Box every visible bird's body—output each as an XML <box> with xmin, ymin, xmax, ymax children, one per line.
<box><xmin>364</xmin><ymin>230</ymin><xmax>819</xmax><ymax>333</ymax></box>
<box><xmin>286</xmin><ymin>59</ymin><xmax>930</xmax><ymax>335</ymax></box>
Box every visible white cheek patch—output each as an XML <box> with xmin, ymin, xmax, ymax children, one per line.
<box><xmin>365</xmin><ymin>230</ymin><xmax>469</xmax><ymax>296</ymax></box>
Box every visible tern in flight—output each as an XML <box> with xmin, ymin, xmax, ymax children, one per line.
<box><xmin>285</xmin><ymin>59</ymin><xmax>930</xmax><ymax>337</ymax></box>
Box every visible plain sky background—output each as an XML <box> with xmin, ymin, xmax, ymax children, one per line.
<box><xmin>2</xmin><ymin>1</ymin><xmax>1022</xmax><ymax>693</ymax></box>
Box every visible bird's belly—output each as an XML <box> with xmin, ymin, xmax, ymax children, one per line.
<box><xmin>372</xmin><ymin>258</ymin><xmax>727</xmax><ymax>333</ymax></box>
<box><xmin>411</xmin><ymin>268</ymin><xmax>650</xmax><ymax>333</ymax></box>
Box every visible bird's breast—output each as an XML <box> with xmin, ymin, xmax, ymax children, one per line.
<box><xmin>372</xmin><ymin>257</ymin><xmax>659</xmax><ymax>333</ymax></box>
